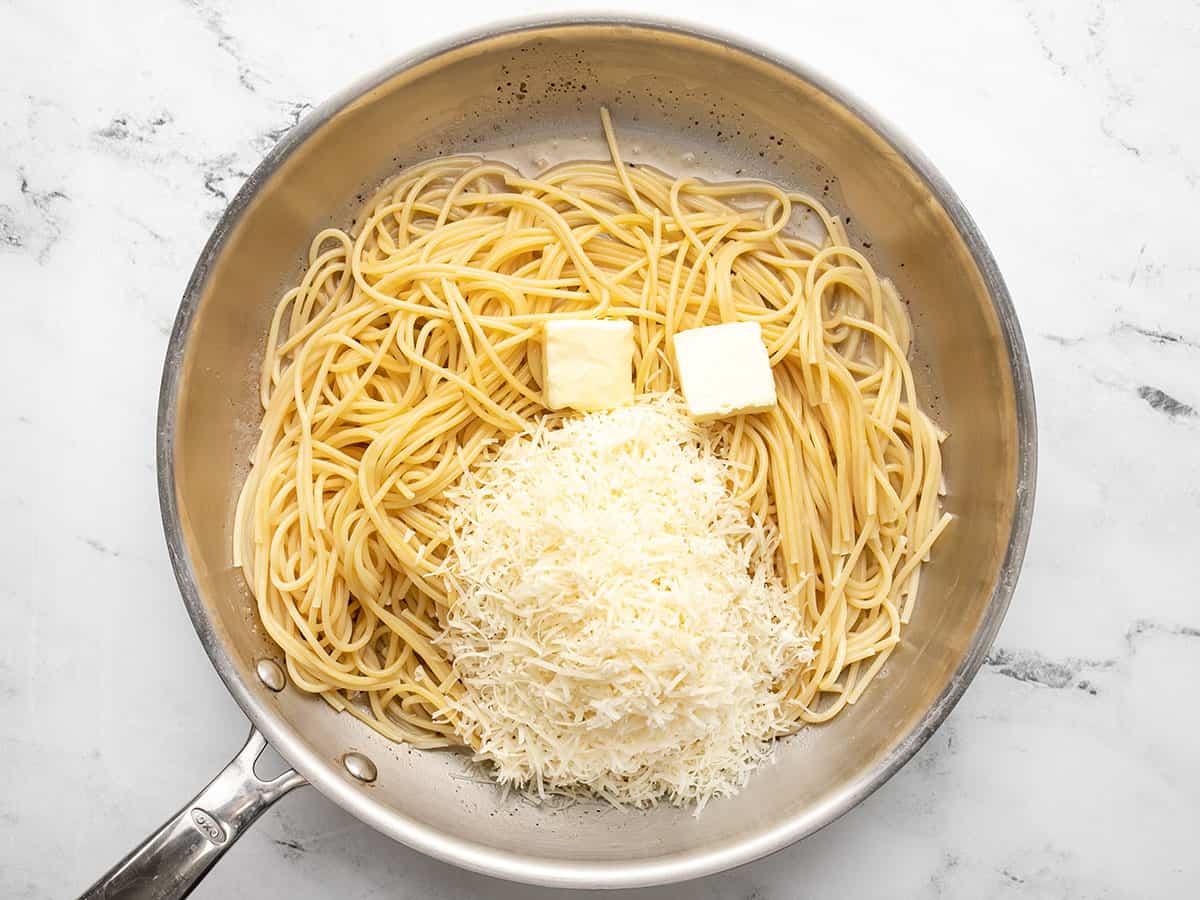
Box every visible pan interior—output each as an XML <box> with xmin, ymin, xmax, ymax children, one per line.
<box><xmin>165</xmin><ymin>21</ymin><xmax>1024</xmax><ymax>885</ymax></box>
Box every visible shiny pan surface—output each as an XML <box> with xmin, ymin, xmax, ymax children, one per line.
<box><xmin>156</xmin><ymin>17</ymin><xmax>1036</xmax><ymax>890</ymax></box>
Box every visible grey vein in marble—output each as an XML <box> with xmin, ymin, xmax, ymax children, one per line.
<box><xmin>984</xmin><ymin>647</ymin><xmax>1116</xmax><ymax>694</ymax></box>
<box><xmin>183</xmin><ymin>0</ymin><xmax>267</xmax><ymax>92</ymax></box>
<box><xmin>1116</xmin><ymin>321</ymin><xmax>1200</xmax><ymax>350</ymax></box>
<box><xmin>1136</xmin><ymin>385</ymin><xmax>1196</xmax><ymax>418</ymax></box>
<box><xmin>2</xmin><ymin>169</ymin><xmax>68</xmax><ymax>264</ymax></box>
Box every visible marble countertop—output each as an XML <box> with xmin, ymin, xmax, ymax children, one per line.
<box><xmin>3</xmin><ymin>0</ymin><xmax>1198</xmax><ymax>897</ymax></box>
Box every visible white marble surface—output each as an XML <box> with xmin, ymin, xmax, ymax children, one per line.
<box><xmin>3</xmin><ymin>0</ymin><xmax>1198</xmax><ymax>897</ymax></box>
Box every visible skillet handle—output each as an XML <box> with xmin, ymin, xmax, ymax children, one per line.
<box><xmin>78</xmin><ymin>727</ymin><xmax>307</xmax><ymax>900</ymax></box>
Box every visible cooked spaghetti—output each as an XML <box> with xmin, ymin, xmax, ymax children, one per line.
<box><xmin>234</xmin><ymin>109</ymin><xmax>950</xmax><ymax>801</ymax></box>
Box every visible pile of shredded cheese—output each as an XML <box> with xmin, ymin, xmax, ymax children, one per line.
<box><xmin>440</xmin><ymin>394</ymin><xmax>813</xmax><ymax>809</ymax></box>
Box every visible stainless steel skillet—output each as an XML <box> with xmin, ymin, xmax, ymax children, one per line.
<box><xmin>82</xmin><ymin>16</ymin><xmax>1036</xmax><ymax>897</ymax></box>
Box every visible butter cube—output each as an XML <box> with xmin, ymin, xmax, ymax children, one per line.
<box><xmin>673</xmin><ymin>322</ymin><xmax>777</xmax><ymax>421</ymax></box>
<box><xmin>544</xmin><ymin>319</ymin><xmax>636</xmax><ymax>412</ymax></box>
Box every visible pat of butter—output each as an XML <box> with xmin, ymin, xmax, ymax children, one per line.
<box><xmin>544</xmin><ymin>319</ymin><xmax>636</xmax><ymax>412</ymax></box>
<box><xmin>673</xmin><ymin>321</ymin><xmax>777</xmax><ymax>421</ymax></box>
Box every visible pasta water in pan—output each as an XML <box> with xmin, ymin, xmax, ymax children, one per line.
<box><xmin>233</xmin><ymin>109</ymin><xmax>951</xmax><ymax>810</ymax></box>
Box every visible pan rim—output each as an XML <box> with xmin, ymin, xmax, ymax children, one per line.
<box><xmin>156</xmin><ymin>13</ymin><xmax>1037</xmax><ymax>889</ymax></box>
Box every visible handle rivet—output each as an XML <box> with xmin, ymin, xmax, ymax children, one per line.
<box><xmin>255</xmin><ymin>659</ymin><xmax>286</xmax><ymax>692</ymax></box>
<box><xmin>342</xmin><ymin>752</ymin><xmax>378</xmax><ymax>783</ymax></box>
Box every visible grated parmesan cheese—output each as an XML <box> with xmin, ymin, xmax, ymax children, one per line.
<box><xmin>439</xmin><ymin>394</ymin><xmax>813</xmax><ymax>810</ymax></box>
